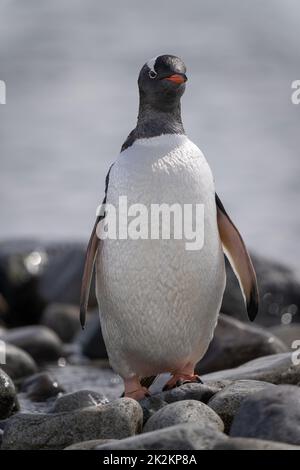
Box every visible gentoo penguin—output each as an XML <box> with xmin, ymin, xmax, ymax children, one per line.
<box><xmin>80</xmin><ymin>55</ymin><xmax>259</xmax><ymax>400</ymax></box>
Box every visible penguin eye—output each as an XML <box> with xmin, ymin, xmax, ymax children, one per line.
<box><xmin>149</xmin><ymin>70</ymin><xmax>157</xmax><ymax>79</ymax></box>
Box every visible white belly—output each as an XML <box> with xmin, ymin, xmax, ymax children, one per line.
<box><xmin>96</xmin><ymin>134</ymin><xmax>226</xmax><ymax>378</ymax></box>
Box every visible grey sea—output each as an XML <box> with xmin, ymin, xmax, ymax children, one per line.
<box><xmin>0</xmin><ymin>0</ymin><xmax>299</xmax><ymax>272</ymax></box>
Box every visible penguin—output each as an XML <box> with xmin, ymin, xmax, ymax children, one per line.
<box><xmin>80</xmin><ymin>55</ymin><xmax>259</xmax><ymax>400</ymax></box>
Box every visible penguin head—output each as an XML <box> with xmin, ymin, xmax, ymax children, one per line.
<box><xmin>138</xmin><ymin>55</ymin><xmax>187</xmax><ymax>109</ymax></box>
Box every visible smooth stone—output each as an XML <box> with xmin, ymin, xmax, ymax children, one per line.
<box><xmin>197</xmin><ymin>314</ymin><xmax>287</xmax><ymax>374</ymax></box>
<box><xmin>202</xmin><ymin>352</ymin><xmax>300</xmax><ymax>384</ymax></box>
<box><xmin>40</xmin><ymin>303</ymin><xmax>80</xmax><ymax>343</ymax></box>
<box><xmin>20</xmin><ymin>372</ymin><xmax>65</xmax><ymax>401</ymax></box>
<box><xmin>2</xmin><ymin>398</ymin><xmax>142</xmax><ymax>450</ymax></box>
<box><xmin>222</xmin><ymin>254</ymin><xmax>300</xmax><ymax>326</ymax></box>
<box><xmin>1</xmin><ymin>343</ymin><xmax>37</xmax><ymax>380</ymax></box>
<box><xmin>0</xmin><ymin>326</ymin><xmax>63</xmax><ymax>363</ymax></box>
<box><xmin>213</xmin><ymin>436</ymin><xmax>300</xmax><ymax>450</ymax></box>
<box><xmin>208</xmin><ymin>380</ymin><xmax>276</xmax><ymax>432</ymax></box>
<box><xmin>270</xmin><ymin>324</ymin><xmax>300</xmax><ymax>349</ymax></box>
<box><xmin>64</xmin><ymin>439</ymin><xmax>117</xmax><ymax>450</ymax></box>
<box><xmin>96</xmin><ymin>423</ymin><xmax>227</xmax><ymax>450</ymax></box>
<box><xmin>143</xmin><ymin>400</ymin><xmax>224</xmax><ymax>434</ymax></box>
<box><xmin>50</xmin><ymin>389</ymin><xmax>109</xmax><ymax>413</ymax></box>
<box><xmin>156</xmin><ymin>381</ymin><xmax>228</xmax><ymax>405</ymax></box>
<box><xmin>230</xmin><ymin>385</ymin><xmax>300</xmax><ymax>445</ymax></box>
<box><xmin>0</xmin><ymin>368</ymin><xmax>19</xmax><ymax>419</ymax></box>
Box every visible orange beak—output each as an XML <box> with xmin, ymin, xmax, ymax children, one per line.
<box><xmin>164</xmin><ymin>74</ymin><xmax>187</xmax><ymax>84</ymax></box>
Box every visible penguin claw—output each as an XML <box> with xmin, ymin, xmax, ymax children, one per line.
<box><xmin>163</xmin><ymin>374</ymin><xmax>203</xmax><ymax>391</ymax></box>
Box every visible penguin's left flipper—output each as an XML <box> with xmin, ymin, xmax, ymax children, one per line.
<box><xmin>79</xmin><ymin>216</ymin><xmax>101</xmax><ymax>329</ymax></box>
<box><xmin>216</xmin><ymin>193</ymin><xmax>259</xmax><ymax>321</ymax></box>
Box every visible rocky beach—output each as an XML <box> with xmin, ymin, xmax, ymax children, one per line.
<box><xmin>0</xmin><ymin>240</ymin><xmax>300</xmax><ymax>450</ymax></box>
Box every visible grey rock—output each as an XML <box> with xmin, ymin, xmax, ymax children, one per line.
<box><xmin>143</xmin><ymin>400</ymin><xmax>224</xmax><ymax>434</ymax></box>
<box><xmin>197</xmin><ymin>314</ymin><xmax>287</xmax><ymax>374</ymax></box>
<box><xmin>0</xmin><ymin>368</ymin><xmax>19</xmax><ymax>419</ymax></box>
<box><xmin>1</xmin><ymin>343</ymin><xmax>37</xmax><ymax>380</ymax></box>
<box><xmin>222</xmin><ymin>254</ymin><xmax>300</xmax><ymax>327</ymax></box>
<box><xmin>202</xmin><ymin>352</ymin><xmax>300</xmax><ymax>385</ymax></box>
<box><xmin>0</xmin><ymin>326</ymin><xmax>63</xmax><ymax>363</ymax></box>
<box><xmin>208</xmin><ymin>380</ymin><xmax>276</xmax><ymax>432</ymax></box>
<box><xmin>64</xmin><ymin>439</ymin><xmax>117</xmax><ymax>450</ymax></box>
<box><xmin>230</xmin><ymin>385</ymin><xmax>300</xmax><ymax>445</ymax></box>
<box><xmin>157</xmin><ymin>381</ymin><xmax>227</xmax><ymax>404</ymax></box>
<box><xmin>96</xmin><ymin>423</ymin><xmax>227</xmax><ymax>450</ymax></box>
<box><xmin>40</xmin><ymin>303</ymin><xmax>80</xmax><ymax>343</ymax></box>
<box><xmin>270</xmin><ymin>324</ymin><xmax>300</xmax><ymax>349</ymax></box>
<box><xmin>213</xmin><ymin>436</ymin><xmax>300</xmax><ymax>450</ymax></box>
<box><xmin>50</xmin><ymin>389</ymin><xmax>108</xmax><ymax>413</ymax></box>
<box><xmin>2</xmin><ymin>398</ymin><xmax>142</xmax><ymax>450</ymax></box>
<box><xmin>21</xmin><ymin>372</ymin><xmax>65</xmax><ymax>401</ymax></box>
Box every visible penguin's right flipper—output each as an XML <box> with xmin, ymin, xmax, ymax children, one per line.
<box><xmin>215</xmin><ymin>193</ymin><xmax>259</xmax><ymax>321</ymax></box>
<box><xmin>79</xmin><ymin>217</ymin><xmax>101</xmax><ymax>329</ymax></box>
<box><xmin>79</xmin><ymin>165</ymin><xmax>113</xmax><ymax>329</ymax></box>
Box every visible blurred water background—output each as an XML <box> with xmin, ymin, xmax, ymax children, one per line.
<box><xmin>0</xmin><ymin>0</ymin><xmax>299</xmax><ymax>272</ymax></box>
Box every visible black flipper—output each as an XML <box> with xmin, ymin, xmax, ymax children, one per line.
<box><xmin>79</xmin><ymin>165</ymin><xmax>113</xmax><ymax>329</ymax></box>
<box><xmin>216</xmin><ymin>193</ymin><xmax>259</xmax><ymax>321</ymax></box>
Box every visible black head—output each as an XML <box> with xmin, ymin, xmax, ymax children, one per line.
<box><xmin>138</xmin><ymin>55</ymin><xmax>187</xmax><ymax>111</ymax></box>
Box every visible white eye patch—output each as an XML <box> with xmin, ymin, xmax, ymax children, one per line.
<box><xmin>146</xmin><ymin>56</ymin><xmax>157</xmax><ymax>74</ymax></box>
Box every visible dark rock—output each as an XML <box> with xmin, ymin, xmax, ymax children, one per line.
<box><xmin>39</xmin><ymin>242</ymin><xmax>94</xmax><ymax>306</ymax></box>
<box><xmin>0</xmin><ymin>240</ymin><xmax>96</xmax><ymax>326</ymax></box>
<box><xmin>64</xmin><ymin>439</ymin><xmax>117</xmax><ymax>450</ymax></box>
<box><xmin>143</xmin><ymin>400</ymin><xmax>224</xmax><ymax>433</ymax></box>
<box><xmin>213</xmin><ymin>436</ymin><xmax>300</xmax><ymax>450</ymax></box>
<box><xmin>2</xmin><ymin>398</ymin><xmax>142</xmax><ymax>450</ymax></box>
<box><xmin>207</xmin><ymin>380</ymin><xmax>275</xmax><ymax>432</ymax></box>
<box><xmin>0</xmin><ymin>368</ymin><xmax>19</xmax><ymax>419</ymax></box>
<box><xmin>0</xmin><ymin>326</ymin><xmax>63</xmax><ymax>363</ymax></box>
<box><xmin>202</xmin><ymin>352</ymin><xmax>300</xmax><ymax>385</ymax></box>
<box><xmin>50</xmin><ymin>389</ymin><xmax>108</xmax><ymax>413</ymax></box>
<box><xmin>222</xmin><ymin>254</ymin><xmax>300</xmax><ymax>326</ymax></box>
<box><xmin>230</xmin><ymin>385</ymin><xmax>300</xmax><ymax>445</ymax></box>
<box><xmin>77</xmin><ymin>312</ymin><xmax>108</xmax><ymax>359</ymax></box>
<box><xmin>0</xmin><ymin>241</ymin><xmax>47</xmax><ymax>326</ymax></box>
<box><xmin>1</xmin><ymin>343</ymin><xmax>37</xmax><ymax>380</ymax></box>
<box><xmin>139</xmin><ymin>396</ymin><xmax>168</xmax><ymax>425</ymax></box>
<box><xmin>20</xmin><ymin>372</ymin><xmax>65</xmax><ymax>401</ymax></box>
<box><xmin>197</xmin><ymin>314</ymin><xmax>287</xmax><ymax>374</ymax></box>
<box><xmin>96</xmin><ymin>423</ymin><xmax>227</xmax><ymax>450</ymax></box>
<box><xmin>156</xmin><ymin>381</ymin><xmax>227</xmax><ymax>404</ymax></box>
<box><xmin>40</xmin><ymin>303</ymin><xmax>80</xmax><ymax>343</ymax></box>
